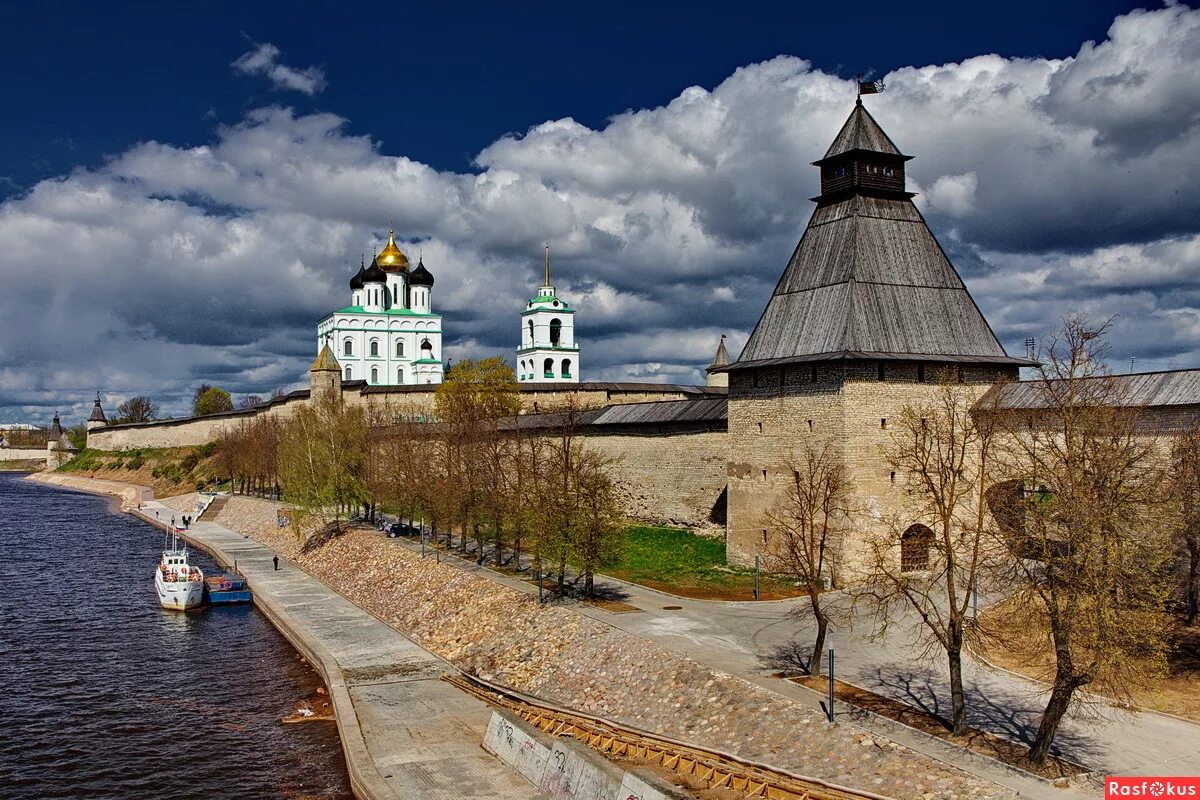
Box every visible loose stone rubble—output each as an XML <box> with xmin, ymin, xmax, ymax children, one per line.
<box><xmin>203</xmin><ymin>494</ymin><xmax>1006</xmax><ymax>799</ymax></box>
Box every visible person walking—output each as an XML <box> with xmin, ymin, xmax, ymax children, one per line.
<box><xmin>273</xmin><ymin>556</ymin><xmax>279</xmax><ymax>571</ymax></box>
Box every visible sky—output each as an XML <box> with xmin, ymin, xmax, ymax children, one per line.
<box><xmin>2</xmin><ymin>0</ymin><xmax>1198</xmax><ymax>424</ymax></box>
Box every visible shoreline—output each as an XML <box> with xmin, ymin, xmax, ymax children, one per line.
<box><xmin>26</xmin><ymin>472</ymin><xmax>536</xmax><ymax>800</ymax></box>
<box><xmin>26</xmin><ymin>471</ymin><xmax>383</xmax><ymax>800</ymax></box>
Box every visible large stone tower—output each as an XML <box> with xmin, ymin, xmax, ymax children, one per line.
<box><xmin>517</xmin><ymin>245</ymin><xmax>580</xmax><ymax>384</ymax></box>
<box><xmin>717</xmin><ymin>99</ymin><xmax>1030</xmax><ymax>573</ymax></box>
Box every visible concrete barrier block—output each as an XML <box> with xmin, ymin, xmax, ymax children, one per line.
<box><xmin>482</xmin><ymin>709</ymin><xmax>691</xmax><ymax>800</ymax></box>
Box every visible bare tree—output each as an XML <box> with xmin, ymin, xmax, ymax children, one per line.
<box><xmin>765</xmin><ymin>440</ymin><xmax>850</xmax><ymax>676</ymax></box>
<box><xmin>1170</xmin><ymin>428</ymin><xmax>1200</xmax><ymax>626</ymax></box>
<box><xmin>990</xmin><ymin>315</ymin><xmax>1174</xmax><ymax>765</ymax></box>
<box><xmin>116</xmin><ymin>395</ymin><xmax>159</xmax><ymax>423</ymax></box>
<box><xmin>855</xmin><ymin>378</ymin><xmax>999</xmax><ymax>736</ymax></box>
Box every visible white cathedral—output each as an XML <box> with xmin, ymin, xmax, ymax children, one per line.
<box><xmin>316</xmin><ymin>233</ymin><xmax>580</xmax><ymax>385</ymax></box>
<box><xmin>316</xmin><ymin>230</ymin><xmax>444</xmax><ymax>385</ymax></box>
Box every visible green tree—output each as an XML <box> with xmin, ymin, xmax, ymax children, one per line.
<box><xmin>194</xmin><ymin>386</ymin><xmax>234</xmax><ymax>416</ymax></box>
<box><xmin>277</xmin><ymin>396</ymin><xmax>368</xmax><ymax>537</ymax></box>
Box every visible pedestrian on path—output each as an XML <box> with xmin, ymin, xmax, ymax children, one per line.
<box><xmin>273</xmin><ymin>555</ymin><xmax>279</xmax><ymax>571</ymax></box>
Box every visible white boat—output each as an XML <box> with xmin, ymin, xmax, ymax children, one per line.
<box><xmin>155</xmin><ymin>537</ymin><xmax>204</xmax><ymax>611</ymax></box>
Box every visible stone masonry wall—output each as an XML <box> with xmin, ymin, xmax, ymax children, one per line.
<box><xmin>582</xmin><ymin>430</ymin><xmax>728</xmax><ymax>529</ymax></box>
<box><xmin>727</xmin><ymin>361</ymin><xmax>1015</xmax><ymax>573</ymax></box>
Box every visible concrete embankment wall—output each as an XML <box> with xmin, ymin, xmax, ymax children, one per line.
<box><xmin>483</xmin><ymin>710</ymin><xmax>687</xmax><ymax>800</ymax></box>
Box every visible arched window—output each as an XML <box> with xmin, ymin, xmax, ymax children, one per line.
<box><xmin>370</xmin><ymin>366</ymin><xmax>379</xmax><ymax>384</ymax></box>
<box><xmin>543</xmin><ymin>357</ymin><xmax>554</xmax><ymax>377</ymax></box>
<box><xmin>519</xmin><ymin>360</ymin><xmax>526</xmax><ymax>378</ymax></box>
<box><xmin>561</xmin><ymin>359</ymin><xmax>572</xmax><ymax>378</ymax></box>
<box><xmin>550</xmin><ymin>318</ymin><xmax>562</xmax><ymax>346</ymax></box>
<box><xmin>396</xmin><ymin>367</ymin><xmax>405</xmax><ymax>384</ymax></box>
<box><xmin>900</xmin><ymin>524</ymin><xmax>934</xmax><ymax>572</ymax></box>
<box><xmin>527</xmin><ymin>319</ymin><xmax>534</xmax><ymax>344</ymax></box>
<box><xmin>369</xmin><ymin>339</ymin><xmax>379</xmax><ymax>357</ymax></box>
<box><xmin>344</xmin><ymin>366</ymin><xmax>352</xmax><ymax>381</ymax></box>
<box><xmin>343</xmin><ymin>339</ymin><xmax>353</xmax><ymax>357</ymax></box>
<box><xmin>395</xmin><ymin>340</ymin><xmax>404</xmax><ymax>357</ymax></box>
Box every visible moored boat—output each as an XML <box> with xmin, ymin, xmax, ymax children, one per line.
<box><xmin>155</xmin><ymin>541</ymin><xmax>203</xmax><ymax>611</ymax></box>
<box><xmin>204</xmin><ymin>573</ymin><xmax>252</xmax><ymax>605</ymax></box>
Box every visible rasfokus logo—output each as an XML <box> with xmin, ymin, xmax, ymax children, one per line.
<box><xmin>1106</xmin><ymin>777</ymin><xmax>1200</xmax><ymax>797</ymax></box>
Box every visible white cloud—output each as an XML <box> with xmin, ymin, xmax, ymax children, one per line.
<box><xmin>3</xmin><ymin>5</ymin><xmax>1200</xmax><ymax>421</ymax></box>
<box><xmin>232</xmin><ymin>42</ymin><xmax>327</xmax><ymax>95</ymax></box>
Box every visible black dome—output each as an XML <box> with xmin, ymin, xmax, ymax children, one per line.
<box><xmin>362</xmin><ymin>257</ymin><xmax>388</xmax><ymax>284</ymax></box>
<box><xmin>409</xmin><ymin>258</ymin><xmax>434</xmax><ymax>287</ymax></box>
<box><xmin>349</xmin><ymin>265</ymin><xmax>365</xmax><ymax>290</ymax></box>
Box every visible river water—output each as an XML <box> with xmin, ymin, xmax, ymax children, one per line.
<box><xmin>0</xmin><ymin>473</ymin><xmax>352</xmax><ymax>799</ymax></box>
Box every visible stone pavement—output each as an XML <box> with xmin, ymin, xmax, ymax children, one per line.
<box><xmin>137</xmin><ymin>496</ymin><xmax>543</xmax><ymax>800</ymax></box>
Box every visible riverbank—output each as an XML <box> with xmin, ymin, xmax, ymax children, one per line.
<box><xmin>155</xmin><ymin>488</ymin><xmax>1007</xmax><ymax>799</ymax></box>
<box><xmin>28</xmin><ymin>473</ymin><xmax>539</xmax><ymax>800</ymax></box>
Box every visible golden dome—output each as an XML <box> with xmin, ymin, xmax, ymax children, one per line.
<box><xmin>376</xmin><ymin>228</ymin><xmax>410</xmax><ymax>273</ymax></box>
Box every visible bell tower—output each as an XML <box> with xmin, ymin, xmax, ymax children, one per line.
<box><xmin>517</xmin><ymin>245</ymin><xmax>581</xmax><ymax>383</ymax></box>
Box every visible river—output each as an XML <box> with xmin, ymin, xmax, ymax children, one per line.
<box><xmin>0</xmin><ymin>472</ymin><xmax>353</xmax><ymax>799</ymax></box>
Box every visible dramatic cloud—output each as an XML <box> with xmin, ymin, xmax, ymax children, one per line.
<box><xmin>2</xmin><ymin>5</ymin><xmax>1200</xmax><ymax>422</ymax></box>
<box><xmin>231</xmin><ymin>42</ymin><xmax>327</xmax><ymax>95</ymax></box>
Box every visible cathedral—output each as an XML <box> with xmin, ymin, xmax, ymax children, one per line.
<box><xmin>317</xmin><ymin>234</ymin><xmax>583</xmax><ymax>386</ymax></box>
<box><xmin>316</xmin><ymin>230</ymin><xmax>443</xmax><ymax>385</ymax></box>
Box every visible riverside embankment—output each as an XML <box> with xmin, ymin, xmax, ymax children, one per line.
<box><xmin>156</xmin><ymin>489</ymin><xmax>1006</xmax><ymax>800</ymax></box>
<box><xmin>35</xmin><ymin>472</ymin><xmax>1008</xmax><ymax>799</ymax></box>
<box><xmin>26</xmin><ymin>473</ymin><xmax>541</xmax><ymax>800</ymax></box>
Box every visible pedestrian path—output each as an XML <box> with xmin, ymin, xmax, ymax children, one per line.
<box><xmin>137</xmin><ymin>498</ymin><xmax>541</xmax><ymax>800</ymax></box>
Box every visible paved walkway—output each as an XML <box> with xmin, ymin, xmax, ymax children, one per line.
<box><xmin>384</xmin><ymin>533</ymin><xmax>1200</xmax><ymax>800</ymax></box>
<box><xmin>137</xmin><ymin>498</ymin><xmax>541</xmax><ymax>800</ymax></box>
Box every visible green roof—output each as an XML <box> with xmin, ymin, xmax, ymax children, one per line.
<box><xmin>331</xmin><ymin>306</ymin><xmax>438</xmax><ymax>318</ymax></box>
<box><xmin>411</xmin><ymin>358</ymin><xmax>442</xmax><ymax>364</ymax></box>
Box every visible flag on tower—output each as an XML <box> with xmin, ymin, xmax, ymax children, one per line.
<box><xmin>858</xmin><ymin>80</ymin><xmax>884</xmax><ymax>95</ymax></box>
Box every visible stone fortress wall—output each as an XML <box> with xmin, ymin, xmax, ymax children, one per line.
<box><xmin>84</xmin><ymin>380</ymin><xmax>731</xmax><ymax>530</ymax></box>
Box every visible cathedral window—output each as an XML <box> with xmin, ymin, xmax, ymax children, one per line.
<box><xmin>343</xmin><ymin>340</ymin><xmax>353</xmax><ymax>357</ymax></box>
<box><xmin>396</xmin><ymin>340</ymin><xmax>404</xmax><ymax>357</ymax></box>
<box><xmin>543</xmin><ymin>358</ymin><xmax>554</xmax><ymax>377</ymax></box>
<box><xmin>344</xmin><ymin>366</ymin><xmax>352</xmax><ymax>381</ymax></box>
<box><xmin>369</xmin><ymin>339</ymin><xmax>379</xmax><ymax>357</ymax></box>
<box><xmin>397</xmin><ymin>367</ymin><xmax>405</xmax><ymax>383</ymax></box>
<box><xmin>550</xmin><ymin>318</ymin><xmax>562</xmax><ymax>346</ymax></box>
<box><xmin>527</xmin><ymin>319</ymin><xmax>534</xmax><ymax>345</ymax></box>
<box><xmin>370</xmin><ymin>367</ymin><xmax>378</xmax><ymax>384</ymax></box>
<box><xmin>561</xmin><ymin>359</ymin><xmax>572</xmax><ymax>378</ymax></box>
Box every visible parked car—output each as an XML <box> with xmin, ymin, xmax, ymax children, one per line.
<box><xmin>386</xmin><ymin>522</ymin><xmax>417</xmax><ymax>537</ymax></box>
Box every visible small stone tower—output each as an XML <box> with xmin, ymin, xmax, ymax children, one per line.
<box><xmin>517</xmin><ymin>245</ymin><xmax>580</xmax><ymax>383</ymax></box>
<box><xmin>47</xmin><ymin>413</ymin><xmax>75</xmax><ymax>466</ymax></box>
<box><xmin>87</xmin><ymin>393</ymin><xmax>107</xmax><ymax>432</ymax></box>
<box><xmin>706</xmin><ymin>335</ymin><xmax>730</xmax><ymax>388</ymax></box>
<box><xmin>310</xmin><ymin>344</ymin><xmax>343</xmax><ymax>405</ymax></box>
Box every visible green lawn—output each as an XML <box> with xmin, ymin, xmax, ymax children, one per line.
<box><xmin>606</xmin><ymin>525</ymin><xmax>802</xmax><ymax>600</ymax></box>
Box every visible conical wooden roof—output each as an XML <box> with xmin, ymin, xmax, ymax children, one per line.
<box><xmin>310</xmin><ymin>344</ymin><xmax>341</xmax><ymax>372</ymax></box>
<box><xmin>732</xmin><ymin>103</ymin><xmax>1028</xmax><ymax>370</ymax></box>
<box><xmin>818</xmin><ymin>99</ymin><xmax>905</xmax><ymax>161</ymax></box>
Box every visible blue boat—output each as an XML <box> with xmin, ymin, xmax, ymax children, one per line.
<box><xmin>203</xmin><ymin>573</ymin><xmax>252</xmax><ymax>605</ymax></box>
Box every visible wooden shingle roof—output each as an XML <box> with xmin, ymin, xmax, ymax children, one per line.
<box><xmin>818</xmin><ymin>100</ymin><xmax>905</xmax><ymax>161</ymax></box>
<box><xmin>729</xmin><ymin>104</ymin><xmax>1030</xmax><ymax>372</ymax></box>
